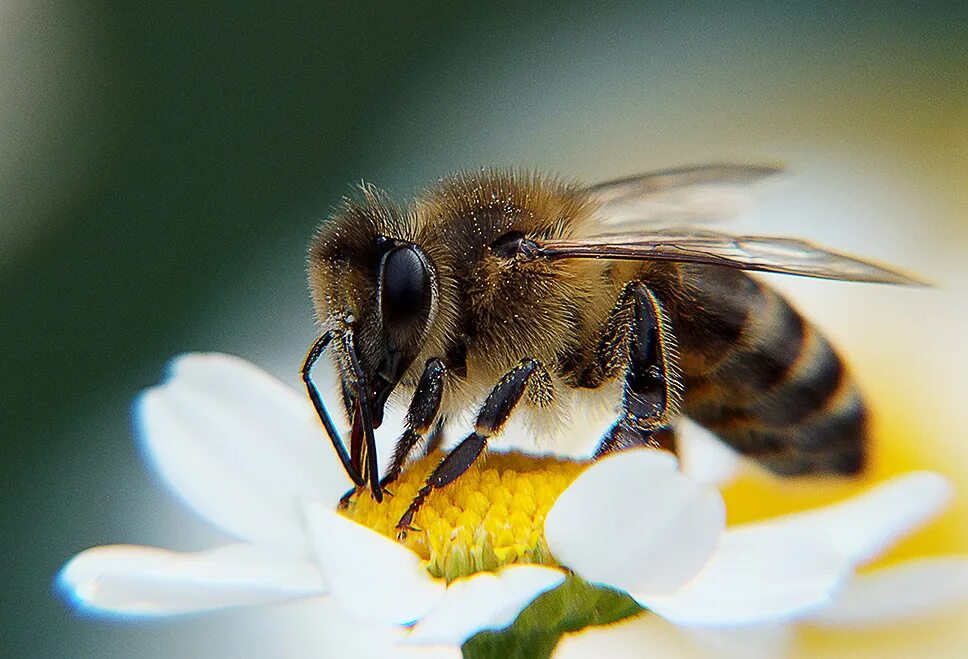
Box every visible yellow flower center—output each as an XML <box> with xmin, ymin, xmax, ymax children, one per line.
<box><xmin>341</xmin><ymin>451</ymin><xmax>587</xmax><ymax>580</ymax></box>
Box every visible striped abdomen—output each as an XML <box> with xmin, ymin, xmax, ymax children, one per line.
<box><xmin>663</xmin><ymin>265</ymin><xmax>866</xmax><ymax>476</ymax></box>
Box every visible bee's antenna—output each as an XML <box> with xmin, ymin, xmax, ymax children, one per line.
<box><xmin>301</xmin><ymin>332</ymin><xmax>365</xmax><ymax>487</ymax></box>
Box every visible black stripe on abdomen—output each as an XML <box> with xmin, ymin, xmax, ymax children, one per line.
<box><xmin>748</xmin><ymin>328</ymin><xmax>845</xmax><ymax>427</ymax></box>
<box><xmin>690</xmin><ymin>379</ymin><xmax>868</xmax><ymax>476</ymax></box>
<box><xmin>707</xmin><ymin>289</ymin><xmax>806</xmax><ymax>404</ymax></box>
<box><xmin>678</xmin><ymin>273</ymin><xmax>867</xmax><ymax>476</ymax></box>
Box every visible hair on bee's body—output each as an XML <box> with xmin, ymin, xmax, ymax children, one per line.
<box><xmin>305</xmin><ymin>166</ymin><xmax>923</xmax><ymax>529</ymax></box>
<box><xmin>310</xmin><ymin>172</ymin><xmax>617</xmax><ymax>436</ymax></box>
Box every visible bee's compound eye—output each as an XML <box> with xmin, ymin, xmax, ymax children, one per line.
<box><xmin>380</xmin><ymin>245</ymin><xmax>429</xmax><ymax>323</ymax></box>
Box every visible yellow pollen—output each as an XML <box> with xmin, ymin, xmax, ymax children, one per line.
<box><xmin>341</xmin><ymin>451</ymin><xmax>587</xmax><ymax>580</ymax></box>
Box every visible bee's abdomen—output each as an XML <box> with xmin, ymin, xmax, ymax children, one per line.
<box><xmin>669</xmin><ymin>267</ymin><xmax>867</xmax><ymax>476</ymax></box>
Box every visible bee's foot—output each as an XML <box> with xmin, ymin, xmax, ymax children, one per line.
<box><xmin>378</xmin><ymin>474</ymin><xmax>399</xmax><ymax>496</ymax></box>
<box><xmin>337</xmin><ymin>486</ymin><xmax>359</xmax><ymax>510</ymax></box>
<box><xmin>395</xmin><ymin>506</ymin><xmax>422</xmax><ymax>540</ymax></box>
<box><xmin>394</xmin><ymin>521</ymin><xmax>421</xmax><ymax>542</ymax></box>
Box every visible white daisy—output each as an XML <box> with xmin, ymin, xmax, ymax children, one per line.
<box><xmin>58</xmin><ymin>354</ymin><xmax>965</xmax><ymax>658</ymax></box>
<box><xmin>552</xmin><ymin>474</ymin><xmax>968</xmax><ymax>658</ymax></box>
<box><xmin>552</xmin><ymin>559</ymin><xmax>968</xmax><ymax>659</ymax></box>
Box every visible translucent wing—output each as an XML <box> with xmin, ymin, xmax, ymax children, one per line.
<box><xmin>587</xmin><ymin>164</ymin><xmax>783</xmax><ymax>228</ymax></box>
<box><xmin>534</xmin><ymin>228</ymin><xmax>926</xmax><ymax>285</ymax></box>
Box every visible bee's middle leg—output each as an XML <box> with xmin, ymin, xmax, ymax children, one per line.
<box><xmin>396</xmin><ymin>358</ymin><xmax>542</xmax><ymax>535</ymax></box>
<box><xmin>380</xmin><ymin>358</ymin><xmax>447</xmax><ymax>491</ymax></box>
<box><xmin>595</xmin><ymin>282</ymin><xmax>681</xmax><ymax>458</ymax></box>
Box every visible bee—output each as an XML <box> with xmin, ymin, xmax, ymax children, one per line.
<box><xmin>303</xmin><ymin>165</ymin><xmax>923</xmax><ymax>531</ymax></box>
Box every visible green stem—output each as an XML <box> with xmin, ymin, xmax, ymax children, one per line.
<box><xmin>462</xmin><ymin>576</ymin><xmax>645</xmax><ymax>659</ymax></box>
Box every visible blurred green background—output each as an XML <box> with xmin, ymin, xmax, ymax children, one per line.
<box><xmin>2</xmin><ymin>1</ymin><xmax>966</xmax><ymax>657</ymax></box>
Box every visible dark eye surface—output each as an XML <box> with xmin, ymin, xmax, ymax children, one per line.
<box><xmin>381</xmin><ymin>245</ymin><xmax>429</xmax><ymax>323</ymax></box>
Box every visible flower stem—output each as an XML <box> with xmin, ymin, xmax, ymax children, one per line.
<box><xmin>462</xmin><ymin>575</ymin><xmax>645</xmax><ymax>659</ymax></box>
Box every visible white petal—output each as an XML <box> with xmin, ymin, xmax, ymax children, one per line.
<box><xmin>807</xmin><ymin>557</ymin><xmax>968</xmax><ymax>626</ymax></box>
<box><xmin>678</xmin><ymin>421</ymin><xmax>742</xmax><ymax>488</ymax></box>
<box><xmin>57</xmin><ymin>543</ymin><xmax>326</xmax><ymax>616</ymax></box>
<box><xmin>750</xmin><ymin>471</ymin><xmax>951</xmax><ymax>565</ymax></box>
<box><xmin>683</xmin><ymin>623</ymin><xmax>795</xmax><ymax>659</ymax></box>
<box><xmin>268</xmin><ymin>597</ymin><xmax>462</xmax><ymax>659</ymax></box>
<box><xmin>554</xmin><ymin>613</ymin><xmax>711</xmax><ymax>659</ymax></box>
<box><xmin>406</xmin><ymin>565</ymin><xmax>565</xmax><ymax>646</ymax></box>
<box><xmin>136</xmin><ymin>353</ymin><xmax>348</xmax><ymax>554</ymax></box>
<box><xmin>639</xmin><ymin>472</ymin><xmax>952</xmax><ymax>627</ymax></box>
<box><xmin>305</xmin><ymin>503</ymin><xmax>444</xmax><ymax>625</ymax></box>
<box><xmin>640</xmin><ymin>522</ymin><xmax>848</xmax><ymax>626</ymax></box>
<box><xmin>545</xmin><ymin>449</ymin><xmax>725</xmax><ymax>595</ymax></box>
<box><xmin>555</xmin><ymin>615</ymin><xmax>794</xmax><ymax>659</ymax></box>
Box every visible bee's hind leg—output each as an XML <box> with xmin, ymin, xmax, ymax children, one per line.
<box><xmin>595</xmin><ymin>282</ymin><xmax>682</xmax><ymax>458</ymax></box>
<box><xmin>396</xmin><ymin>358</ymin><xmax>543</xmax><ymax>536</ymax></box>
<box><xmin>596</xmin><ymin>424</ymin><xmax>677</xmax><ymax>457</ymax></box>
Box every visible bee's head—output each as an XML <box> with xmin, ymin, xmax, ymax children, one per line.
<box><xmin>356</xmin><ymin>235</ymin><xmax>436</xmax><ymax>425</ymax></box>
<box><xmin>308</xmin><ymin>188</ymin><xmax>438</xmax><ymax>433</ymax></box>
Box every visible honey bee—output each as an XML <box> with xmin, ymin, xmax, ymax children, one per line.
<box><xmin>303</xmin><ymin>165</ymin><xmax>923</xmax><ymax>531</ymax></box>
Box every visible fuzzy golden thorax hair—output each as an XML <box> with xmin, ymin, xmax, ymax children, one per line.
<box><xmin>307</xmin><ymin>171</ymin><xmax>613</xmax><ymax>408</ymax></box>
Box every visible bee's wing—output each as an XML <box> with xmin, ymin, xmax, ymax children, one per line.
<box><xmin>536</xmin><ymin>228</ymin><xmax>926</xmax><ymax>285</ymax></box>
<box><xmin>586</xmin><ymin>163</ymin><xmax>782</xmax><ymax>228</ymax></box>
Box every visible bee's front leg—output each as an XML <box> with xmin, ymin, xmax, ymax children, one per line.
<box><xmin>396</xmin><ymin>358</ymin><xmax>542</xmax><ymax>538</ymax></box>
<box><xmin>336</xmin><ymin>358</ymin><xmax>446</xmax><ymax>509</ymax></box>
<box><xmin>337</xmin><ymin>485</ymin><xmax>360</xmax><ymax>510</ymax></box>
<box><xmin>302</xmin><ymin>331</ymin><xmax>365</xmax><ymax>488</ymax></box>
<box><xmin>595</xmin><ymin>282</ymin><xmax>682</xmax><ymax>457</ymax></box>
